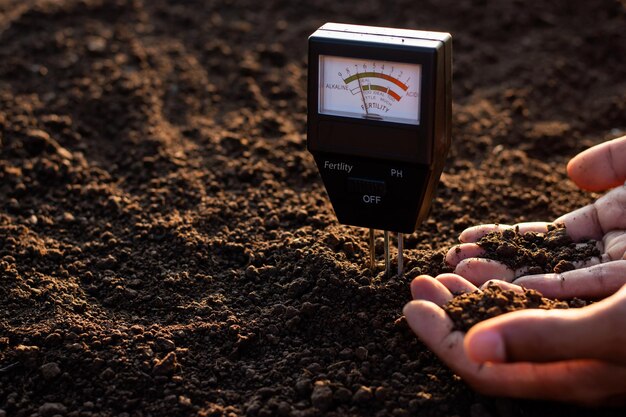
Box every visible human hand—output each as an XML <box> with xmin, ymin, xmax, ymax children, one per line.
<box><xmin>403</xmin><ymin>274</ymin><xmax>626</xmax><ymax>405</ymax></box>
<box><xmin>445</xmin><ymin>218</ymin><xmax>626</xmax><ymax>299</ymax></box>
<box><xmin>446</xmin><ymin>136</ymin><xmax>626</xmax><ymax>298</ymax></box>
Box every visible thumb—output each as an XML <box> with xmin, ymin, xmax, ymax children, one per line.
<box><xmin>566</xmin><ymin>135</ymin><xmax>626</xmax><ymax>191</ymax></box>
<box><xmin>464</xmin><ymin>286</ymin><xmax>626</xmax><ymax>365</ymax></box>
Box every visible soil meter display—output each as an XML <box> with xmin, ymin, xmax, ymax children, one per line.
<box><xmin>319</xmin><ymin>56</ymin><xmax>421</xmax><ymax>125</ymax></box>
<box><xmin>307</xmin><ymin>23</ymin><xmax>452</xmax><ymax>275</ymax></box>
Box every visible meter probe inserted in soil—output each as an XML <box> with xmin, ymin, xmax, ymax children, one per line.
<box><xmin>307</xmin><ymin>23</ymin><xmax>452</xmax><ymax>276</ymax></box>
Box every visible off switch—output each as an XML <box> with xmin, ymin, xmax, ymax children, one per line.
<box><xmin>347</xmin><ymin>177</ymin><xmax>386</xmax><ymax>196</ymax></box>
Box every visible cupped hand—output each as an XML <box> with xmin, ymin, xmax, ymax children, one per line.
<box><xmin>445</xmin><ymin>219</ymin><xmax>626</xmax><ymax>299</ymax></box>
<box><xmin>404</xmin><ymin>274</ymin><xmax>626</xmax><ymax>405</ymax></box>
<box><xmin>446</xmin><ymin>136</ymin><xmax>626</xmax><ymax>298</ymax></box>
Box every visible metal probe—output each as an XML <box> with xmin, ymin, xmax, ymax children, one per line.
<box><xmin>369</xmin><ymin>228</ymin><xmax>375</xmax><ymax>272</ymax></box>
<box><xmin>384</xmin><ymin>230</ymin><xmax>390</xmax><ymax>276</ymax></box>
<box><xmin>397</xmin><ymin>233</ymin><xmax>404</xmax><ymax>275</ymax></box>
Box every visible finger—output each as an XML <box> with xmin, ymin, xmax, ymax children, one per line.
<box><xmin>479</xmin><ymin>279</ymin><xmax>525</xmax><ymax>294</ymax></box>
<box><xmin>459</xmin><ymin>224</ymin><xmax>508</xmax><ymax>243</ymax></box>
<box><xmin>465</xmin><ymin>285</ymin><xmax>626</xmax><ymax>365</ymax></box>
<box><xmin>514</xmin><ymin>260</ymin><xmax>626</xmax><ymax>299</ymax></box>
<box><xmin>445</xmin><ymin>243</ymin><xmax>485</xmax><ymax>266</ymax></box>
<box><xmin>404</xmin><ymin>300</ymin><xmax>626</xmax><ymax>405</ymax></box>
<box><xmin>403</xmin><ymin>300</ymin><xmax>467</xmax><ymax>366</ymax></box>
<box><xmin>555</xmin><ymin>185</ymin><xmax>626</xmax><ymax>241</ymax></box>
<box><xmin>436</xmin><ymin>273</ymin><xmax>479</xmax><ymax>294</ymax></box>
<box><xmin>410</xmin><ymin>275</ymin><xmax>454</xmax><ymax>305</ymax></box>
<box><xmin>459</xmin><ymin>222</ymin><xmax>551</xmax><ymax>243</ymax></box>
<box><xmin>603</xmin><ymin>230</ymin><xmax>626</xmax><ymax>261</ymax></box>
<box><xmin>566</xmin><ymin>135</ymin><xmax>626</xmax><ymax>191</ymax></box>
<box><xmin>454</xmin><ymin>258</ymin><xmax>515</xmax><ymax>285</ymax></box>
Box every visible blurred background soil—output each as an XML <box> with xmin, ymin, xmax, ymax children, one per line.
<box><xmin>0</xmin><ymin>0</ymin><xmax>625</xmax><ymax>416</ymax></box>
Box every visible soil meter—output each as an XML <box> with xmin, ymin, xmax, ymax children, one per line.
<box><xmin>307</xmin><ymin>23</ymin><xmax>452</xmax><ymax>275</ymax></box>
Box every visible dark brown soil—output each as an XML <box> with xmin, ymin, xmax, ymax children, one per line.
<box><xmin>443</xmin><ymin>284</ymin><xmax>588</xmax><ymax>333</ymax></box>
<box><xmin>475</xmin><ymin>225</ymin><xmax>601</xmax><ymax>274</ymax></box>
<box><xmin>1</xmin><ymin>1</ymin><xmax>626</xmax><ymax>417</ymax></box>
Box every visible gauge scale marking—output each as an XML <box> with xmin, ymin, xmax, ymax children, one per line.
<box><xmin>319</xmin><ymin>56</ymin><xmax>421</xmax><ymax>125</ymax></box>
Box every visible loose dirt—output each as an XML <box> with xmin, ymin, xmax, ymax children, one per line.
<box><xmin>475</xmin><ymin>225</ymin><xmax>601</xmax><ymax>274</ymax></box>
<box><xmin>444</xmin><ymin>284</ymin><xmax>588</xmax><ymax>333</ymax></box>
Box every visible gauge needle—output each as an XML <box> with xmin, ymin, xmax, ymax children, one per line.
<box><xmin>356</xmin><ymin>74</ymin><xmax>369</xmax><ymax>115</ymax></box>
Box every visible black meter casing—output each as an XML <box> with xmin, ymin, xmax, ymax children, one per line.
<box><xmin>307</xmin><ymin>23</ymin><xmax>452</xmax><ymax>233</ymax></box>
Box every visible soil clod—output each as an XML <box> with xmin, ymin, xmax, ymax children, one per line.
<box><xmin>443</xmin><ymin>284</ymin><xmax>590</xmax><ymax>332</ymax></box>
<box><xmin>476</xmin><ymin>224</ymin><xmax>600</xmax><ymax>274</ymax></box>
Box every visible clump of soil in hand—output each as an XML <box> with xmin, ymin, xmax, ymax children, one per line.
<box><xmin>476</xmin><ymin>224</ymin><xmax>600</xmax><ymax>274</ymax></box>
<box><xmin>443</xmin><ymin>284</ymin><xmax>583</xmax><ymax>332</ymax></box>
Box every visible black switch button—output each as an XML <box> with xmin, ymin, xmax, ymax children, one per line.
<box><xmin>347</xmin><ymin>177</ymin><xmax>387</xmax><ymax>196</ymax></box>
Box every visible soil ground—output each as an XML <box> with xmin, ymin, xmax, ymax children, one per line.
<box><xmin>1</xmin><ymin>1</ymin><xmax>626</xmax><ymax>416</ymax></box>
